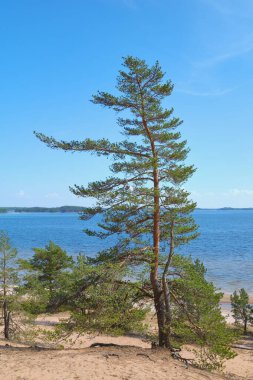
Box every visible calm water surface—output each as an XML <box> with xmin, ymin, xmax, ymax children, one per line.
<box><xmin>1</xmin><ymin>210</ymin><xmax>253</xmax><ymax>293</ymax></box>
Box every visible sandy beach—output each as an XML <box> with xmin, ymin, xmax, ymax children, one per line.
<box><xmin>1</xmin><ymin>306</ymin><xmax>253</xmax><ymax>380</ymax></box>
<box><xmin>0</xmin><ymin>332</ymin><xmax>252</xmax><ymax>380</ymax></box>
<box><xmin>0</xmin><ymin>344</ymin><xmax>228</xmax><ymax>380</ymax></box>
<box><xmin>221</xmin><ymin>294</ymin><xmax>253</xmax><ymax>304</ymax></box>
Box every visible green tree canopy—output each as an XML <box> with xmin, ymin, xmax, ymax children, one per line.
<box><xmin>20</xmin><ymin>241</ymin><xmax>74</xmax><ymax>312</ymax></box>
<box><xmin>231</xmin><ymin>288</ymin><xmax>253</xmax><ymax>334</ymax></box>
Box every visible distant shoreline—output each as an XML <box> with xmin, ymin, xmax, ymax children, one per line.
<box><xmin>0</xmin><ymin>206</ymin><xmax>84</xmax><ymax>213</ymax></box>
<box><xmin>1</xmin><ymin>206</ymin><xmax>253</xmax><ymax>213</ymax></box>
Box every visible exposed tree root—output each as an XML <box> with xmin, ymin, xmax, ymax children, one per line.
<box><xmin>90</xmin><ymin>342</ymin><xmax>136</xmax><ymax>348</ymax></box>
<box><xmin>171</xmin><ymin>351</ymin><xmax>195</xmax><ymax>368</ymax></box>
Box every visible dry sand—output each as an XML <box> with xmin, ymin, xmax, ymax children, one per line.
<box><xmin>1</xmin><ymin>331</ymin><xmax>253</xmax><ymax>380</ymax></box>
<box><xmin>221</xmin><ymin>294</ymin><xmax>253</xmax><ymax>304</ymax></box>
<box><xmin>0</xmin><ymin>343</ymin><xmax>234</xmax><ymax>380</ymax></box>
<box><xmin>1</xmin><ymin>307</ymin><xmax>253</xmax><ymax>380</ymax></box>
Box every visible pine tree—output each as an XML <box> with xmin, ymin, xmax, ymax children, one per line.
<box><xmin>20</xmin><ymin>241</ymin><xmax>74</xmax><ymax>312</ymax></box>
<box><xmin>169</xmin><ymin>255</ymin><xmax>236</xmax><ymax>369</ymax></box>
<box><xmin>0</xmin><ymin>231</ymin><xmax>19</xmax><ymax>339</ymax></box>
<box><xmin>231</xmin><ymin>288</ymin><xmax>253</xmax><ymax>334</ymax></box>
<box><xmin>35</xmin><ymin>57</ymin><xmax>198</xmax><ymax>347</ymax></box>
<box><xmin>59</xmin><ymin>254</ymin><xmax>148</xmax><ymax>336</ymax></box>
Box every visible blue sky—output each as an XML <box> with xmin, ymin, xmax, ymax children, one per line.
<box><xmin>1</xmin><ymin>0</ymin><xmax>253</xmax><ymax>208</ymax></box>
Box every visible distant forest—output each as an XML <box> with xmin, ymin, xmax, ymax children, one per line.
<box><xmin>1</xmin><ymin>207</ymin><xmax>253</xmax><ymax>214</ymax></box>
<box><xmin>0</xmin><ymin>206</ymin><xmax>84</xmax><ymax>213</ymax></box>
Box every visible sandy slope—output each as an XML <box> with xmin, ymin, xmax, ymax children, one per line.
<box><xmin>0</xmin><ymin>333</ymin><xmax>252</xmax><ymax>380</ymax></box>
<box><xmin>1</xmin><ymin>310</ymin><xmax>253</xmax><ymax>380</ymax></box>
<box><xmin>0</xmin><ymin>345</ymin><xmax>231</xmax><ymax>380</ymax></box>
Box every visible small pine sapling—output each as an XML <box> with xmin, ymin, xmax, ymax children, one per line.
<box><xmin>231</xmin><ymin>288</ymin><xmax>253</xmax><ymax>334</ymax></box>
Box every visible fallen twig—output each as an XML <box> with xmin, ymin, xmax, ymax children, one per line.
<box><xmin>231</xmin><ymin>344</ymin><xmax>253</xmax><ymax>350</ymax></box>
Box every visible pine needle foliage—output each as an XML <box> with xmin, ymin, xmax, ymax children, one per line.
<box><xmin>20</xmin><ymin>241</ymin><xmax>74</xmax><ymax>313</ymax></box>
<box><xmin>59</xmin><ymin>254</ymin><xmax>148</xmax><ymax>336</ymax></box>
<box><xmin>231</xmin><ymin>288</ymin><xmax>253</xmax><ymax>334</ymax></box>
<box><xmin>169</xmin><ymin>255</ymin><xmax>237</xmax><ymax>370</ymax></box>
<box><xmin>34</xmin><ymin>57</ymin><xmax>234</xmax><ymax>365</ymax></box>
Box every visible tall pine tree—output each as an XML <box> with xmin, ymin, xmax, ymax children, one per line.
<box><xmin>35</xmin><ymin>57</ymin><xmax>198</xmax><ymax>347</ymax></box>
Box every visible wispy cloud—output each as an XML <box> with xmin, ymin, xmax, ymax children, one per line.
<box><xmin>121</xmin><ymin>0</ymin><xmax>138</xmax><ymax>9</ymax></box>
<box><xmin>180</xmin><ymin>0</ymin><xmax>253</xmax><ymax>96</ymax></box>
<box><xmin>200</xmin><ymin>0</ymin><xmax>253</xmax><ymax>19</ymax></box>
<box><xmin>176</xmin><ymin>87</ymin><xmax>234</xmax><ymax>97</ymax></box>
<box><xmin>199</xmin><ymin>0</ymin><xmax>236</xmax><ymax>16</ymax></box>
<box><xmin>178</xmin><ymin>38</ymin><xmax>253</xmax><ymax>96</ymax></box>
<box><xmin>194</xmin><ymin>41</ymin><xmax>253</xmax><ymax>68</ymax></box>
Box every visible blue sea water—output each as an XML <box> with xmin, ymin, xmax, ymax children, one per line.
<box><xmin>0</xmin><ymin>210</ymin><xmax>253</xmax><ymax>294</ymax></box>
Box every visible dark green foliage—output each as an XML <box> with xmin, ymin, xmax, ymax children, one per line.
<box><xmin>231</xmin><ymin>288</ymin><xmax>253</xmax><ymax>334</ymax></box>
<box><xmin>63</xmin><ymin>255</ymin><xmax>148</xmax><ymax>336</ymax></box>
<box><xmin>20</xmin><ymin>247</ymin><xmax>147</xmax><ymax>336</ymax></box>
<box><xmin>20</xmin><ymin>241</ymin><xmax>74</xmax><ymax>312</ymax></box>
<box><xmin>168</xmin><ymin>255</ymin><xmax>236</xmax><ymax>369</ymax></box>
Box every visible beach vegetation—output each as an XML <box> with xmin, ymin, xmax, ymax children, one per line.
<box><xmin>0</xmin><ymin>231</ymin><xmax>19</xmax><ymax>338</ymax></box>
<box><xmin>169</xmin><ymin>255</ymin><xmax>236</xmax><ymax>369</ymax></box>
<box><xmin>20</xmin><ymin>241</ymin><xmax>74</xmax><ymax>313</ymax></box>
<box><xmin>0</xmin><ymin>231</ymin><xmax>33</xmax><ymax>340</ymax></box>
<box><xmin>55</xmin><ymin>254</ymin><xmax>148</xmax><ymax>336</ymax></box>
<box><xmin>231</xmin><ymin>288</ymin><xmax>253</xmax><ymax>334</ymax></box>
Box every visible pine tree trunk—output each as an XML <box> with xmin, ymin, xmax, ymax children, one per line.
<box><xmin>150</xmin><ymin>276</ymin><xmax>168</xmax><ymax>347</ymax></box>
<box><xmin>244</xmin><ymin>319</ymin><xmax>247</xmax><ymax>335</ymax></box>
<box><xmin>161</xmin><ymin>221</ymin><xmax>175</xmax><ymax>349</ymax></box>
<box><xmin>151</xmin><ymin>163</ymin><xmax>169</xmax><ymax>347</ymax></box>
<box><xmin>3</xmin><ymin>300</ymin><xmax>10</xmax><ymax>340</ymax></box>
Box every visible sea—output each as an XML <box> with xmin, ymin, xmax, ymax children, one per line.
<box><xmin>1</xmin><ymin>209</ymin><xmax>253</xmax><ymax>294</ymax></box>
